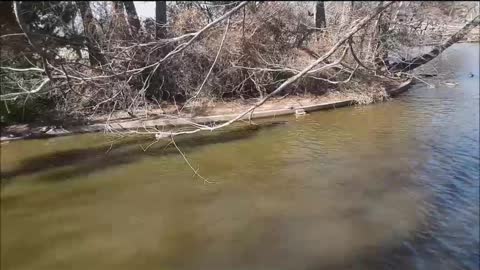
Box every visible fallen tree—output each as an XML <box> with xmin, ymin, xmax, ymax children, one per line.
<box><xmin>388</xmin><ymin>15</ymin><xmax>480</xmax><ymax>72</ymax></box>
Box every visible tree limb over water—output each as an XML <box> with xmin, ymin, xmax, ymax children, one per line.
<box><xmin>388</xmin><ymin>15</ymin><xmax>480</xmax><ymax>72</ymax></box>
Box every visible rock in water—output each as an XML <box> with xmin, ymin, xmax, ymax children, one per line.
<box><xmin>295</xmin><ymin>109</ymin><xmax>307</xmax><ymax>117</ymax></box>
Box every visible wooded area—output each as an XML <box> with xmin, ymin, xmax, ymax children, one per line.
<box><xmin>1</xmin><ymin>1</ymin><xmax>479</xmax><ymax>137</ymax></box>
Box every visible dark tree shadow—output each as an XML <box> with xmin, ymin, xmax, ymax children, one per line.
<box><xmin>1</xmin><ymin>121</ymin><xmax>287</xmax><ymax>184</ymax></box>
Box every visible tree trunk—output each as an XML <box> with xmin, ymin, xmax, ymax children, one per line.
<box><xmin>389</xmin><ymin>15</ymin><xmax>480</xmax><ymax>72</ymax></box>
<box><xmin>373</xmin><ymin>8</ymin><xmax>391</xmax><ymax>70</ymax></box>
<box><xmin>0</xmin><ymin>1</ymin><xmax>30</xmax><ymax>55</ymax></box>
<box><xmin>340</xmin><ymin>1</ymin><xmax>353</xmax><ymax>26</ymax></box>
<box><xmin>112</xmin><ymin>1</ymin><xmax>128</xmax><ymax>39</ymax></box>
<box><xmin>0</xmin><ymin>1</ymin><xmax>22</xmax><ymax>35</ymax></box>
<box><xmin>112</xmin><ymin>2</ymin><xmax>127</xmax><ymax>22</ymax></box>
<box><xmin>122</xmin><ymin>1</ymin><xmax>141</xmax><ymax>34</ymax></box>
<box><xmin>76</xmin><ymin>1</ymin><xmax>106</xmax><ymax>66</ymax></box>
<box><xmin>12</xmin><ymin>1</ymin><xmax>58</xmax><ymax>63</ymax></box>
<box><xmin>315</xmin><ymin>1</ymin><xmax>326</xmax><ymax>29</ymax></box>
<box><xmin>155</xmin><ymin>1</ymin><xmax>167</xmax><ymax>38</ymax></box>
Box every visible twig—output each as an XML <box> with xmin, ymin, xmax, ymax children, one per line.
<box><xmin>170</xmin><ymin>136</ymin><xmax>214</xmax><ymax>184</ymax></box>
<box><xmin>0</xmin><ymin>67</ymin><xmax>44</xmax><ymax>72</ymax></box>
<box><xmin>131</xmin><ymin>1</ymin><xmax>249</xmax><ymax>76</ymax></box>
<box><xmin>140</xmin><ymin>139</ymin><xmax>160</xmax><ymax>152</ymax></box>
<box><xmin>0</xmin><ymin>33</ymin><xmax>26</xmax><ymax>38</ymax></box>
<box><xmin>348</xmin><ymin>37</ymin><xmax>375</xmax><ymax>71</ymax></box>
<box><xmin>181</xmin><ymin>18</ymin><xmax>231</xmax><ymax>111</ymax></box>
<box><xmin>0</xmin><ymin>78</ymin><xmax>50</xmax><ymax>100</ymax></box>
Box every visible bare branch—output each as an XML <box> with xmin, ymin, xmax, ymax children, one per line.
<box><xmin>130</xmin><ymin>1</ymin><xmax>249</xmax><ymax>76</ymax></box>
<box><xmin>0</xmin><ymin>78</ymin><xmax>50</xmax><ymax>100</ymax></box>
<box><xmin>169</xmin><ymin>136</ymin><xmax>214</xmax><ymax>184</ymax></box>
<box><xmin>0</xmin><ymin>67</ymin><xmax>44</xmax><ymax>72</ymax></box>
<box><xmin>182</xmin><ymin>18</ymin><xmax>231</xmax><ymax>110</ymax></box>
<box><xmin>0</xmin><ymin>33</ymin><xmax>26</xmax><ymax>38</ymax></box>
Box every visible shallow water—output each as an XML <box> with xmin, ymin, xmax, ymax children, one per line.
<box><xmin>1</xmin><ymin>43</ymin><xmax>479</xmax><ymax>270</ymax></box>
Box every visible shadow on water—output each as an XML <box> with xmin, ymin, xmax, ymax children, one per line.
<box><xmin>299</xmin><ymin>242</ymin><xmax>415</xmax><ymax>270</ymax></box>
<box><xmin>1</xmin><ymin>121</ymin><xmax>287</xmax><ymax>184</ymax></box>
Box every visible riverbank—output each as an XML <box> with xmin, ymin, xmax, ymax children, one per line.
<box><xmin>2</xmin><ymin>25</ymin><xmax>478</xmax><ymax>270</ymax></box>
<box><xmin>1</xmin><ymin>78</ymin><xmax>413</xmax><ymax>142</ymax></box>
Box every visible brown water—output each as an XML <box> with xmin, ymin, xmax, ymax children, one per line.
<box><xmin>1</xmin><ymin>43</ymin><xmax>479</xmax><ymax>270</ymax></box>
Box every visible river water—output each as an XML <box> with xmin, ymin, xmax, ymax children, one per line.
<box><xmin>1</xmin><ymin>43</ymin><xmax>479</xmax><ymax>270</ymax></box>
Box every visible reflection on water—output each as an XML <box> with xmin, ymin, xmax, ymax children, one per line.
<box><xmin>1</xmin><ymin>44</ymin><xmax>479</xmax><ymax>270</ymax></box>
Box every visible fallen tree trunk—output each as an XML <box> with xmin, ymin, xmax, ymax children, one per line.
<box><xmin>388</xmin><ymin>15</ymin><xmax>480</xmax><ymax>73</ymax></box>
